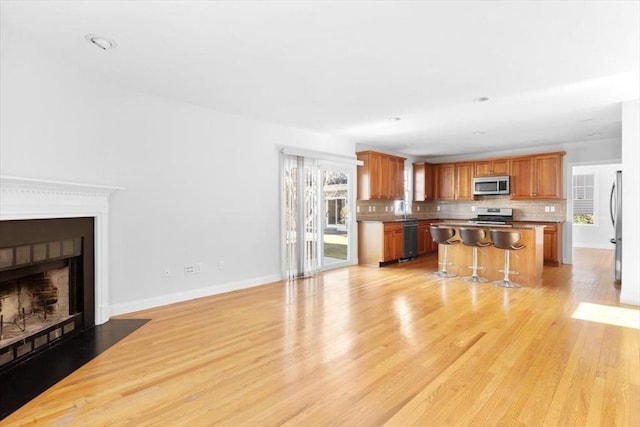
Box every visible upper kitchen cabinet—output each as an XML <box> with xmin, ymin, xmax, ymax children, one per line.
<box><xmin>510</xmin><ymin>152</ymin><xmax>565</xmax><ymax>199</ymax></box>
<box><xmin>434</xmin><ymin>163</ymin><xmax>455</xmax><ymax>200</ymax></box>
<box><xmin>474</xmin><ymin>158</ymin><xmax>510</xmax><ymax>177</ymax></box>
<box><xmin>434</xmin><ymin>162</ymin><xmax>474</xmax><ymax>201</ymax></box>
<box><xmin>357</xmin><ymin>151</ymin><xmax>406</xmax><ymax>200</ymax></box>
<box><xmin>413</xmin><ymin>162</ymin><xmax>435</xmax><ymax>201</ymax></box>
<box><xmin>455</xmin><ymin>162</ymin><xmax>474</xmax><ymax>200</ymax></box>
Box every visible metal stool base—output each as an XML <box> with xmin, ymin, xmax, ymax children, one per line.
<box><xmin>432</xmin><ymin>271</ymin><xmax>457</xmax><ymax>278</ymax></box>
<box><xmin>493</xmin><ymin>279</ymin><xmax>521</xmax><ymax>288</ymax></box>
<box><xmin>463</xmin><ymin>275</ymin><xmax>488</xmax><ymax>283</ymax></box>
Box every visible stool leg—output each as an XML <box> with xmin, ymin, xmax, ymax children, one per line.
<box><xmin>493</xmin><ymin>250</ymin><xmax>521</xmax><ymax>288</ymax></box>
<box><xmin>464</xmin><ymin>247</ymin><xmax>487</xmax><ymax>283</ymax></box>
<box><xmin>432</xmin><ymin>244</ymin><xmax>457</xmax><ymax>278</ymax></box>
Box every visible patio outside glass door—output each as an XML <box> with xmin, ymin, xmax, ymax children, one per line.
<box><xmin>320</xmin><ymin>165</ymin><xmax>351</xmax><ymax>268</ymax></box>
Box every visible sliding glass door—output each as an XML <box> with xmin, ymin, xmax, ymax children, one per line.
<box><xmin>320</xmin><ymin>165</ymin><xmax>351</xmax><ymax>268</ymax></box>
<box><xmin>281</xmin><ymin>153</ymin><xmax>355</xmax><ymax>279</ymax></box>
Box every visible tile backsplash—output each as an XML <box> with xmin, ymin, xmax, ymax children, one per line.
<box><xmin>357</xmin><ymin>195</ymin><xmax>566</xmax><ymax>222</ymax></box>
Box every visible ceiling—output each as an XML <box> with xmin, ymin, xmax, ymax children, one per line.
<box><xmin>1</xmin><ymin>1</ymin><xmax>638</xmax><ymax>158</ymax></box>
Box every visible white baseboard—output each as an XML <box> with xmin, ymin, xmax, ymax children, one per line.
<box><xmin>109</xmin><ymin>274</ymin><xmax>282</xmax><ymax>317</ymax></box>
<box><xmin>573</xmin><ymin>243</ymin><xmax>615</xmax><ymax>250</ymax></box>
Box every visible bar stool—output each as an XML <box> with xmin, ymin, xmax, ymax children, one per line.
<box><xmin>490</xmin><ymin>229</ymin><xmax>526</xmax><ymax>288</ymax></box>
<box><xmin>458</xmin><ymin>227</ymin><xmax>492</xmax><ymax>283</ymax></box>
<box><xmin>430</xmin><ymin>226</ymin><xmax>459</xmax><ymax>278</ymax></box>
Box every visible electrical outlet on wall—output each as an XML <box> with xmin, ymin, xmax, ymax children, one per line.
<box><xmin>437</xmin><ymin>205</ymin><xmax>441</xmax><ymax>211</ymax></box>
<box><xmin>161</xmin><ymin>267</ymin><xmax>171</xmax><ymax>278</ymax></box>
<box><xmin>545</xmin><ymin>206</ymin><xmax>550</xmax><ymax>213</ymax></box>
<box><xmin>184</xmin><ymin>265</ymin><xmax>195</xmax><ymax>274</ymax></box>
<box><xmin>471</xmin><ymin>206</ymin><xmax>476</xmax><ymax>212</ymax></box>
<box><xmin>550</xmin><ymin>206</ymin><xmax>556</xmax><ymax>212</ymax></box>
<box><xmin>417</xmin><ymin>206</ymin><xmax>421</xmax><ymax>211</ymax></box>
<box><xmin>195</xmin><ymin>262</ymin><xmax>203</xmax><ymax>273</ymax></box>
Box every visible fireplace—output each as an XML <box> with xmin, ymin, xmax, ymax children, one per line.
<box><xmin>0</xmin><ymin>218</ymin><xmax>94</xmax><ymax>372</ymax></box>
<box><xmin>0</xmin><ymin>176</ymin><xmax>120</xmax><ymax>375</ymax></box>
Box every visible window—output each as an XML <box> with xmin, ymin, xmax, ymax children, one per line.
<box><xmin>394</xmin><ymin>164</ymin><xmax>411</xmax><ymax>215</ymax></box>
<box><xmin>572</xmin><ymin>173</ymin><xmax>594</xmax><ymax>224</ymax></box>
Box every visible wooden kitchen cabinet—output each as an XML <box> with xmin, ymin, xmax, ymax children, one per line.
<box><xmin>358</xmin><ymin>221</ymin><xmax>404</xmax><ymax>266</ymax></box>
<box><xmin>357</xmin><ymin>151</ymin><xmax>406</xmax><ymax>200</ymax></box>
<box><xmin>455</xmin><ymin>162</ymin><xmax>474</xmax><ymax>201</ymax></box>
<box><xmin>413</xmin><ymin>162</ymin><xmax>435</xmax><ymax>201</ymax></box>
<box><xmin>474</xmin><ymin>158</ymin><xmax>510</xmax><ymax>177</ymax></box>
<box><xmin>383</xmin><ymin>222</ymin><xmax>404</xmax><ymax>261</ymax></box>
<box><xmin>517</xmin><ymin>222</ymin><xmax>562</xmax><ymax>265</ymax></box>
<box><xmin>434</xmin><ymin>163</ymin><xmax>456</xmax><ymax>200</ymax></box>
<box><xmin>510</xmin><ymin>152</ymin><xmax>564</xmax><ymax>199</ymax></box>
<box><xmin>434</xmin><ymin>162</ymin><xmax>473</xmax><ymax>201</ymax></box>
<box><xmin>542</xmin><ymin>222</ymin><xmax>561</xmax><ymax>265</ymax></box>
<box><xmin>418</xmin><ymin>221</ymin><xmax>438</xmax><ymax>255</ymax></box>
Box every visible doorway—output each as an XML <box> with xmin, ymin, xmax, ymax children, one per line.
<box><xmin>281</xmin><ymin>153</ymin><xmax>355</xmax><ymax>279</ymax></box>
<box><xmin>571</xmin><ymin>163</ymin><xmax>621</xmax><ymax>250</ymax></box>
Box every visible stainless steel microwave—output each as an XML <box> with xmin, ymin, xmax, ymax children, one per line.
<box><xmin>473</xmin><ymin>176</ymin><xmax>510</xmax><ymax>195</ymax></box>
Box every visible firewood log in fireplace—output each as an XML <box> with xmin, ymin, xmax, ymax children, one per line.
<box><xmin>29</xmin><ymin>276</ymin><xmax>58</xmax><ymax>314</ymax></box>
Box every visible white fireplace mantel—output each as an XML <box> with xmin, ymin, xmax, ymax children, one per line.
<box><xmin>0</xmin><ymin>176</ymin><xmax>123</xmax><ymax>325</ymax></box>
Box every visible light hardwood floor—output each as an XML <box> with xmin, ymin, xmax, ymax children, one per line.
<box><xmin>4</xmin><ymin>248</ymin><xmax>639</xmax><ymax>426</ymax></box>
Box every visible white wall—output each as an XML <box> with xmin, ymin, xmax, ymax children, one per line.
<box><xmin>620</xmin><ymin>99</ymin><xmax>639</xmax><ymax>306</ymax></box>
<box><xmin>0</xmin><ymin>25</ymin><xmax>355</xmax><ymax>315</ymax></box>
<box><xmin>571</xmin><ymin>164</ymin><xmax>621</xmax><ymax>249</ymax></box>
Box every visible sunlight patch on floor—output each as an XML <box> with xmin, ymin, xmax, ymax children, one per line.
<box><xmin>572</xmin><ymin>302</ymin><xmax>640</xmax><ymax>330</ymax></box>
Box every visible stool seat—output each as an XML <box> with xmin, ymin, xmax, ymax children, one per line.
<box><xmin>458</xmin><ymin>227</ymin><xmax>492</xmax><ymax>283</ymax></box>
<box><xmin>458</xmin><ymin>228</ymin><xmax>492</xmax><ymax>248</ymax></box>
<box><xmin>430</xmin><ymin>226</ymin><xmax>459</xmax><ymax>245</ymax></box>
<box><xmin>490</xmin><ymin>229</ymin><xmax>526</xmax><ymax>288</ymax></box>
<box><xmin>430</xmin><ymin>226</ymin><xmax>459</xmax><ymax>278</ymax></box>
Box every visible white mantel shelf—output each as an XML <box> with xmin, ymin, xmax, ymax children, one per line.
<box><xmin>0</xmin><ymin>176</ymin><xmax>124</xmax><ymax>325</ymax></box>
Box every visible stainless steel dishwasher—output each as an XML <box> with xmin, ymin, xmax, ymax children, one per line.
<box><xmin>402</xmin><ymin>220</ymin><xmax>418</xmax><ymax>260</ymax></box>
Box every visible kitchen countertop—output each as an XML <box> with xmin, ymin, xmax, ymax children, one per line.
<box><xmin>437</xmin><ymin>221</ymin><xmax>546</xmax><ymax>230</ymax></box>
<box><xmin>357</xmin><ymin>218</ymin><xmax>560</xmax><ymax>226</ymax></box>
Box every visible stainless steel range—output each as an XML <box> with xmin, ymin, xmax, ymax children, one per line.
<box><xmin>468</xmin><ymin>207</ymin><xmax>513</xmax><ymax>225</ymax></box>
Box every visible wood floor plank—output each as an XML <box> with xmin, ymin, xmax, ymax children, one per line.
<box><xmin>2</xmin><ymin>248</ymin><xmax>639</xmax><ymax>426</ymax></box>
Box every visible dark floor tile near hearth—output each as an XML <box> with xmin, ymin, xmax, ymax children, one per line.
<box><xmin>0</xmin><ymin>318</ymin><xmax>149</xmax><ymax>420</ymax></box>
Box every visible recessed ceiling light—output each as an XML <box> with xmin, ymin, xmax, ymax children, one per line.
<box><xmin>473</xmin><ymin>97</ymin><xmax>489</xmax><ymax>103</ymax></box>
<box><xmin>85</xmin><ymin>34</ymin><xmax>117</xmax><ymax>50</ymax></box>
<box><xmin>388</xmin><ymin>117</ymin><xmax>401</xmax><ymax>121</ymax></box>
<box><xmin>587</xmin><ymin>132</ymin><xmax>601</xmax><ymax>137</ymax></box>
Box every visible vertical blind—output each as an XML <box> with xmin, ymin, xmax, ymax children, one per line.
<box><xmin>282</xmin><ymin>154</ymin><xmax>321</xmax><ymax>280</ymax></box>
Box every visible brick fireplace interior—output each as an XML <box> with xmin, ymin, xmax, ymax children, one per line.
<box><xmin>0</xmin><ymin>218</ymin><xmax>95</xmax><ymax>372</ymax></box>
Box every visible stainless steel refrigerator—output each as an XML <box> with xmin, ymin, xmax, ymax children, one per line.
<box><xmin>610</xmin><ymin>170</ymin><xmax>622</xmax><ymax>282</ymax></box>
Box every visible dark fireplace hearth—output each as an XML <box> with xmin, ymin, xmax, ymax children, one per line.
<box><xmin>0</xmin><ymin>218</ymin><xmax>94</xmax><ymax>373</ymax></box>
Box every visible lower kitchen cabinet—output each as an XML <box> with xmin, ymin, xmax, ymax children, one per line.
<box><xmin>518</xmin><ymin>221</ymin><xmax>562</xmax><ymax>265</ymax></box>
<box><xmin>418</xmin><ymin>221</ymin><xmax>438</xmax><ymax>255</ymax></box>
<box><xmin>358</xmin><ymin>221</ymin><xmax>404</xmax><ymax>266</ymax></box>
<box><xmin>542</xmin><ymin>222</ymin><xmax>561</xmax><ymax>265</ymax></box>
<box><xmin>384</xmin><ymin>222</ymin><xmax>404</xmax><ymax>262</ymax></box>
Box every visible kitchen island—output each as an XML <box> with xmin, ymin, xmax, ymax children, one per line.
<box><xmin>436</xmin><ymin>222</ymin><xmax>545</xmax><ymax>285</ymax></box>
